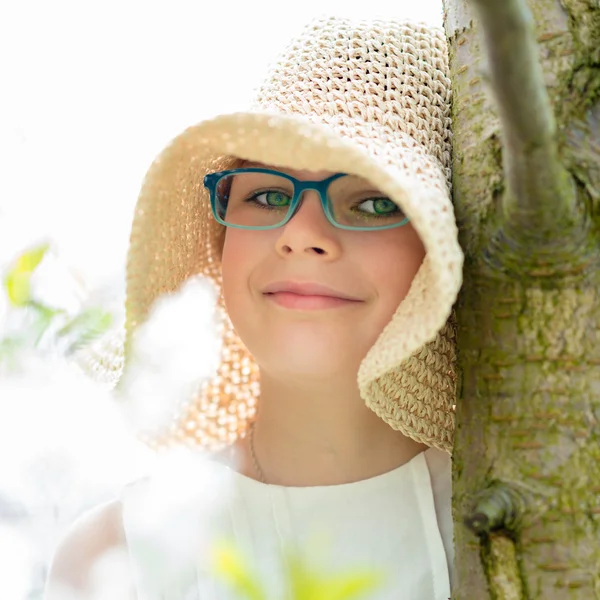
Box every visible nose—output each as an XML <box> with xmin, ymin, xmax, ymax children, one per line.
<box><xmin>274</xmin><ymin>190</ymin><xmax>342</xmax><ymax>260</ymax></box>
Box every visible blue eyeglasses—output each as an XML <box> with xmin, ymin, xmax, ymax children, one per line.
<box><xmin>203</xmin><ymin>168</ymin><xmax>410</xmax><ymax>231</ymax></box>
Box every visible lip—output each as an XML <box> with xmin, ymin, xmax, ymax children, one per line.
<box><xmin>262</xmin><ymin>281</ymin><xmax>362</xmax><ymax>301</ymax></box>
<box><xmin>262</xmin><ymin>281</ymin><xmax>364</xmax><ymax>311</ymax></box>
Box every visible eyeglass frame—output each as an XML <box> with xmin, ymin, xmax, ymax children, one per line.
<box><xmin>203</xmin><ymin>167</ymin><xmax>411</xmax><ymax>231</ymax></box>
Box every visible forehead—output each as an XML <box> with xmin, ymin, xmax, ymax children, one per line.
<box><xmin>240</xmin><ymin>160</ymin><xmax>335</xmax><ymax>181</ymax></box>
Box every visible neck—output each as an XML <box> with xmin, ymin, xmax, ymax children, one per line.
<box><xmin>248</xmin><ymin>369</ymin><xmax>428</xmax><ymax>486</ymax></box>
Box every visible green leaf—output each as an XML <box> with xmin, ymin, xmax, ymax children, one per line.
<box><xmin>3</xmin><ymin>243</ymin><xmax>50</xmax><ymax>306</ymax></box>
<box><xmin>310</xmin><ymin>571</ymin><xmax>383</xmax><ymax>600</ymax></box>
<box><xmin>0</xmin><ymin>336</ymin><xmax>26</xmax><ymax>373</ymax></box>
<box><xmin>57</xmin><ymin>307</ymin><xmax>114</xmax><ymax>355</ymax></box>
<box><xmin>5</xmin><ymin>271</ymin><xmax>32</xmax><ymax>306</ymax></box>
<box><xmin>28</xmin><ymin>300</ymin><xmax>64</xmax><ymax>321</ymax></box>
<box><xmin>16</xmin><ymin>244</ymin><xmax>50</xmax><ymax>272</ymax></box>
<box><xmin>31</xmin><ymin>307</ymin><xmax>58</xmax><ymax>347</ymax></box>
<box><xmin>0</xmin><ymin>307</ymin><xmax>58</xmax><ymax>366</ymax></box>
<box><xmin>211</xmin><ymin>540</ymin><xmax>267</xmax><ymax>600</ymax></box>
<box><xmin>287</xmin><ymin>553</ymin><xmax>383</xmax><ymax>600</ymax></box>
<box><xmin>210</xmin><ymin>540</ymin><xmax>383</xmax><ymax>600</ymax></box>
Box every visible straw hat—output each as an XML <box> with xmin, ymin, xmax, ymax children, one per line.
<box><xmin>84</xmin><ymin>16</ymin><xmax>463</xmax><ymax>454</ymax></box>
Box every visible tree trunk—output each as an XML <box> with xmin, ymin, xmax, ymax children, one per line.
<box><xmin>443</xmin><ymin>0</ymin><xmax>600</xmax><ymax>598</ymax></box>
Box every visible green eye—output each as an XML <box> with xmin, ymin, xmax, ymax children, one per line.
<box><xmin>248</xmin><ymin>190</ymin><xmax>292</xmax><ymax>208</ymax></box>
<box><xmin>372</xmin><ymin>198</ymin><xmax>397</xmax><ymax>214</ymax></box>
<box><xmin>359</xmin><ymin>198</ymin><xmax>400</xmax><ymax>216</ymax></box>
<box><xmin>264</xmin><ymin>191</ymin><xmax>290</xmax><ymax>206</ymax></box>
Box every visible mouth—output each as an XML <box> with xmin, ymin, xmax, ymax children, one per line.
<box><xmin>262</xmin><ymin>281</ymin><xmax>364</xmax><ymax>311</ymax></box>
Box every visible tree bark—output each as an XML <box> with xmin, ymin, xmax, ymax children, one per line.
<box><xmin>443</xmin><ymin>0</ymin><xmax>600</xmax><ymax>598</ymax></box>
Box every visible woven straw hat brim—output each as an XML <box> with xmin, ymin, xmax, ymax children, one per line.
<box><xmin>79</xmin><ymin>16</ymin><xmax>467</xmax><ymax>454</ymax></box>
<box><xmin>122</xmin><ymin>109</ymin><xmax>463</xmax><ymax>453</ymax></box>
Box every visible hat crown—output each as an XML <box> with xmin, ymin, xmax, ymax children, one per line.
<box><xmin>252</xmin><ymin>17</ymin><xmax>452</xmax><ymax>177</ymax></box>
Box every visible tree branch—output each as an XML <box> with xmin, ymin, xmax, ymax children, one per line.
<box><xmin>469</xmin><ymin>0</ymin><xmax>589</xmax><ymax>270</ymax></box>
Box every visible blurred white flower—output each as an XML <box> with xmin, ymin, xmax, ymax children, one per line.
<box><xmin>0</xmin><ymin>352</ymin><xmax>155</xmax><ymax>600</ymax></box>
<box><xmin>28</xmin><ymin>248</ymin><xmax>87</xmax><ymax>314</ymax></box>
<box><xmin>0</xmin><ymin>524</ymin><xmax>32</xmax><ymax>599</ymax></box>
<box><xmin>118</xmin><ymin>275</ymin><xmax>222</xmax><ymax>436</ymax></box>
<box><xmin>0</xmin><ymin>357</ymin><xmax>153</xmax><ymax>515</ymax></box>
<box><xmin>121</xmin><ymin>446</ymin><xmax>234</xmax><ymax>592</ymax></box>
<box><xmin>0</xmin><ymin>351</ymin><xmax>155</xmax><ymax>600</ymax></box>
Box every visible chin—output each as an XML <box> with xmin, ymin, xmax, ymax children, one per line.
<box><xmin>230</xmin><ymin>311</ymin><xmax>377</xmax><ymax>375</ymax></box>
<box><xmin>261</xmin><ymin>338</ymin><xmax>365</xmax><ymax>378</ymax></box>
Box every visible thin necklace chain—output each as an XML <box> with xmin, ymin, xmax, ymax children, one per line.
<box><xmin>248</xmin><ymin>421</ymin><xmax>267</xmax><ymax>484</ymax></box>
<box><xmin>249</xmin><ymin>420</ymin><xmax>298</xmax><ymax>590</ymax></box>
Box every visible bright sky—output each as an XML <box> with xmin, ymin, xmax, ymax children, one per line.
<box><xmin>1</xmin><ymin>0</ymin><xmax>444</xmax><ymax>292</ymax></box>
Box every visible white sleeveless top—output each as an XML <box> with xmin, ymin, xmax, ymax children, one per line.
<box><xmin>120</xmin><ymin>447</ymin><xmax>453</xmax><ymax>600</ymax></box>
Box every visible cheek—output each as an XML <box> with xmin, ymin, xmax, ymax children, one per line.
<box><xmin>220</xmin><ymin>229</ymin><xmax>266</xmax><ymax>326</ymax></box>
<box><xmin>221</xmin><ymin>230</ymin><xmax>248</xmax><ymax>298</ymax></box>
<box><xmin>366</xmin><ymin>228</ymin><xmax>426</xmax><ymax>311</ymax></box>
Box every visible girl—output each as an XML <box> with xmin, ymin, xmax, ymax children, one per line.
<box><xmin>46</xmin><ymin>15</ymin><xmax>463</xmax><ymax>600</ymax></box>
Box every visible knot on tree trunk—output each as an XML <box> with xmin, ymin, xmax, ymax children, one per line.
<box><xmin>464</xmin><ymin>480</ymin><xmax>527</xmax><ymax>536</ymax></box>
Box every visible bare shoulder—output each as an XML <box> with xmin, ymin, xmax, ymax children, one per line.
<box><xmin>44</xmin><ymin>498</ymin><xmax>136</xmax><ymax>599</ymax></box>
